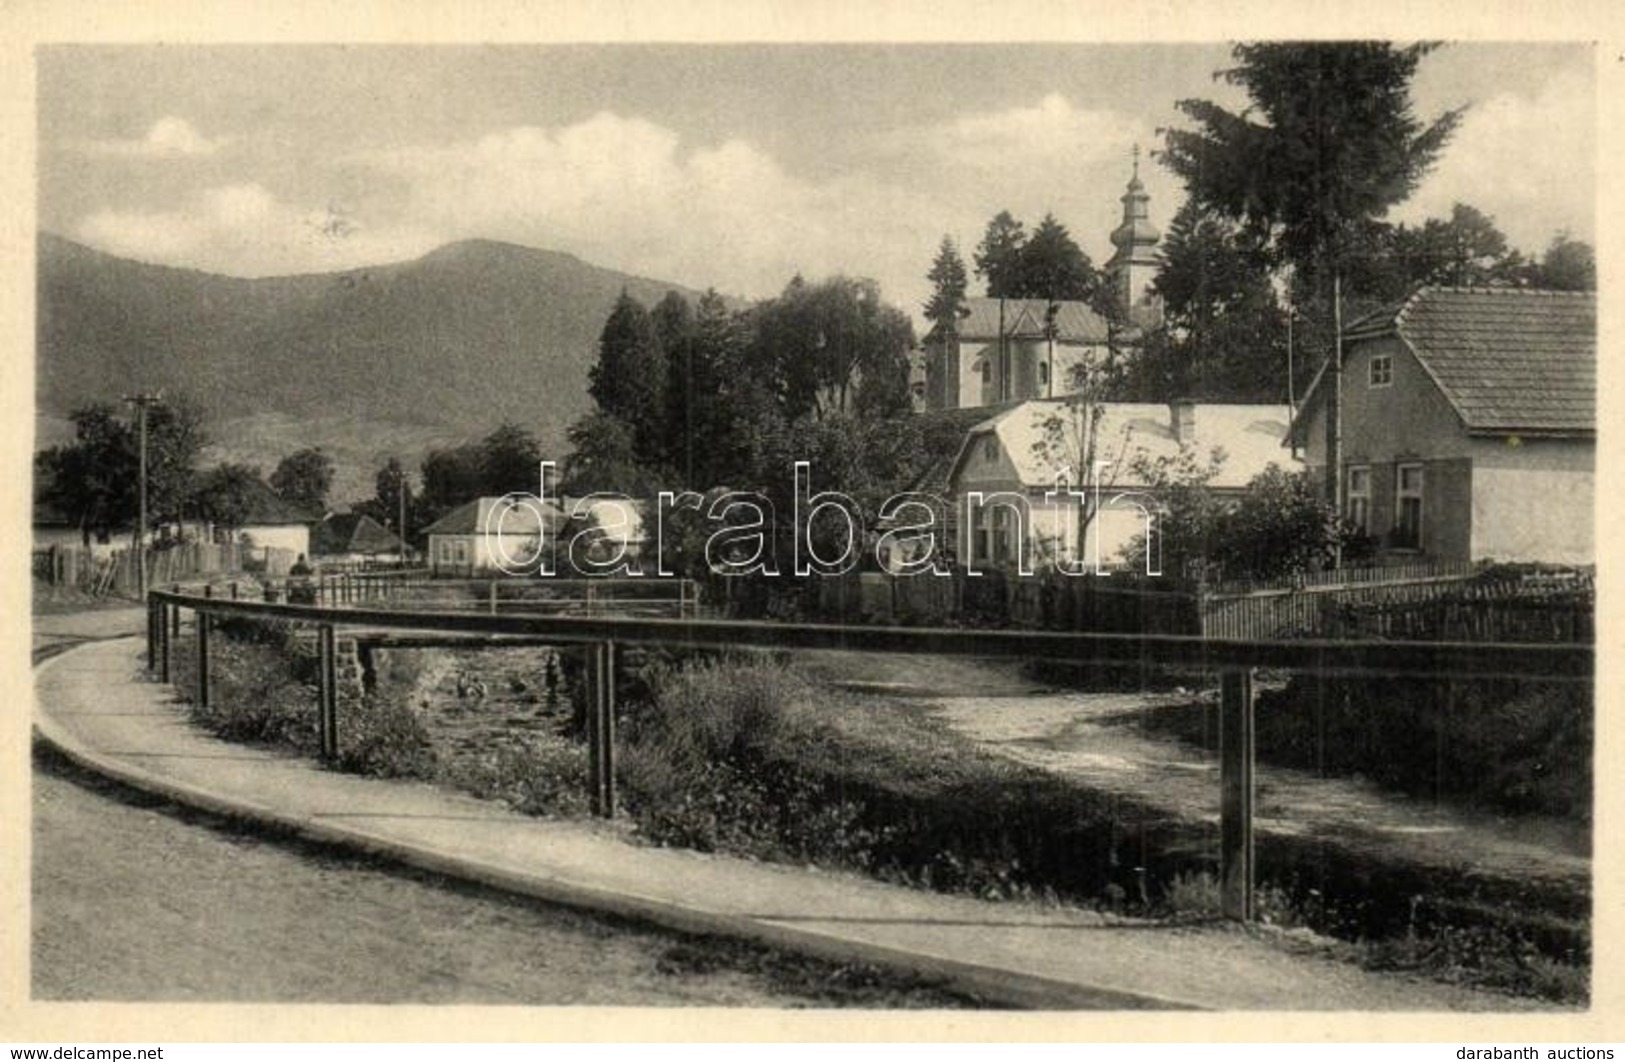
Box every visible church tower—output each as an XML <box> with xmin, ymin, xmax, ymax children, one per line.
<box><xmin>1105</xmin><ymin>146</ymin><xmax>1162</xmax><ymax>329</ymax></box>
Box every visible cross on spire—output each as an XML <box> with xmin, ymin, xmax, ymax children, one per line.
<box><xmin>1132</xmin><ymin>142</ymin><xmax>1140</xmax><ymax>180</ymax></box>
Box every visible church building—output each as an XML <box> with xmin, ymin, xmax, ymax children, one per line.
<box><xmin>923</xmin><ymin>156</ymin><xmax>1162</xmax><ymax>412</ymax></box>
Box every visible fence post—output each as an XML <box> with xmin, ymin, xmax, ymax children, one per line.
<box><xmin>318</xmin><ymin>624</ymin><xmax>338</xmax><ymax>761</ymax></box>
<box><xmin>196</xmin><ymin>608</ymin><xmax>211</xmax><ymax>711</ymax></box>
<box><xmin>160</xmin><ymin>602</ymin><xmax>171</xmax><ymax>684</ymax></box>
<box><xmin>147</xmin><ymin>596</ymin><xmax>158</xmax><ymax>670</ymax></box>
<box><xmin>585</xmin><ymin>640</ymin><xmax>617</xmax><ymax>818</ymax></box>
<box><xmin>1219</xmin><ymin>667</ymin><xmax>1256</xmax><ymax>922</ymax></box>
<box><xmin>489</xmin><ymin>580</ymin><xmax>498</xmax><ymax>615</ymax></box>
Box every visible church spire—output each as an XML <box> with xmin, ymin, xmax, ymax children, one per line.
<box><xmin>1106</xmin><ymin>146</ymin><xmax>1162</xmax><ymax>326</ymax></box>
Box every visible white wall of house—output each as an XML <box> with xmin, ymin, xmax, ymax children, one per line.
<box><xmin>240</xmin><ymin>524</ymin><xmax>310</xmax><ymax>557</ymax></box>
<box><xmin>1468</xmin><ymin>437</ymin><xmax>1594</xmax><ymax>564</ymax></box>
<box><xmin>429</xmin><ymin>531</ymin><xmax>543</xmax><ymax>574</ymax></box>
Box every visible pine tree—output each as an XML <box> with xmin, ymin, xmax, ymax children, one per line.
<box><xmin>923</xmin><ymin>235</ymin><xmax>970</xmax><ymax>334</ymax></box>
<box><xmin>1160</xmin><ymin>42</ymin><xmax>1463</xmax><ymax>284</ymax></box>
<box><xmin>589</xmin><ymin>290</ymin><xmax>666</xmax><ymax>466</ymax></box>
<box><xmin>1012</xmin><ymin>214</ymin><xmax>1100</xmax><ymax>304</ymax></box>
<box><xmin>973</xmin><ymin>211</ymin><xmax>1027</xmax><ymax>298</ymax></box>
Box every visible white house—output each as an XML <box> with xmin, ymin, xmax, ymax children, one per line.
<box><xmin>420</xmin><ymin>496</ymin><xmax>566</xmax><ymax>576</ymax></box>
<box><xmin>947</xmin><ymin>399</ymin><xmax>1297</xmax><ymax>571</ymax></box>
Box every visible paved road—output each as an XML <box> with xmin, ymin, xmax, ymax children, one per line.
<box><xmin>30</xmin><ymin>751</ymin><xmax>973</xmax><ymax>1007</ymax></box>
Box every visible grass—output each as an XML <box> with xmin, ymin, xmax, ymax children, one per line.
<box><xmin>160</xmin><ymin>623</ymin><xmax>1591</xmax><ymax>1005</ymax></box>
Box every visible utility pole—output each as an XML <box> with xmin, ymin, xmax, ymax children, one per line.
<box><xmin>1326</xmin><ymin>273</ymin><xmax>1344</xmax><ymax>568</ymax></box>
<box><xmin>122</xmin><ymin>391</ymin><xmax>163</xmax><ymax>598</ymax></box>
<box><xmin>398</xmin><ymin>462</ymin><xmax>408</xmax><ymax>567</ymax></box>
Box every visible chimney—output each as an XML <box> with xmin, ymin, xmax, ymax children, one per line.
<box><xmin>1169</xmin><ymin>399</ymin><xmax>1197</xmax><ymax>443</ymax></box>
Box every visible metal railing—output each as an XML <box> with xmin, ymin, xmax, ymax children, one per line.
<box><xmin>143</xmin><ymin>587</ymin><xmax>1593</xmax><ymax>923</ymax></box>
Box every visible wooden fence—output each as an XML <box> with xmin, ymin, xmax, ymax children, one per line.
<box><xmin>790</xmin><ymin>561</ymin><xmax>1592</xmax><ymax>644</ymax></box>
<box><xmin>34</xmin><ymin>541</ymin><xmax>251</xmax><ymax>595</ymax></box>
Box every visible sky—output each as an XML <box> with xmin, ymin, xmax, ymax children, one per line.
<box><xmin>37</xmin><ymin>42</ymin><xmax>1596</xmax><ymax>320</ymax></box>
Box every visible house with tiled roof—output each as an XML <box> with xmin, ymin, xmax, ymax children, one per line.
<box><xmin>419</xmin><ymin>495</ymin><xmax>566</xmax><ymax>575</ymax></box>
<box><xmin>948</xmin><ymin>399</ymin><xmax>1296</xmax><ymax>571</ymax></box>
<box><xmin>1287</xmin><ymin>286</ymin><xmax>1595</xmax><ymax>565</ymax></box>
<box><xmin>232</xmin><ymin>479</ymin><xmax>321</xmax><ymax>558</ymax></box>
<box><xmin>311</xmin><ymin>512</ymin><xmax>407</xmax><ymax>564</ymax></box>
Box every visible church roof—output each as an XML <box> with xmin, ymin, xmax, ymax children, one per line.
<box><xmin>948</xmin><ymin>297</ymin><xmax>1112</xmax><ymax>344</ymax></box>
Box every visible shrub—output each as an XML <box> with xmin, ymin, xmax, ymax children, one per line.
<box><xmin>335</xmin><ymin>692</ymin><xmax>438</xmax><ymax>779</ymax></box>
<box><xmin>440</xmin><ymin>737</ymin><xmax>590</xmax><ymax>817</ymax></box>
<box><xmin>617</xmin><ymin>658</ymin><xmax>879</xmax><ymax>866</ymax></box>
<box><xmin>170</xmin><ymin>628</ymin><xmax>320</xmax><ymax>753</ymax></box>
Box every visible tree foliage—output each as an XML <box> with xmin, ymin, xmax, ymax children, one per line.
<box><xmin>972</xmin><ymin>210</ymin><xmax>1105</xmax><ymax>303</ymax></box>
<box><xmin>973</xmin><ymin>211</ymin><xmax>1027</xmax><ymax>298</ymax></box>
<box><xmin>194</xmin><ymin>462</ymin><xmax>268</xmax><ymax>534</ymax></box>
<box><xmin>1160</xmin><ymin>42</ymin><xmax>1464</xmax><ymax>283</ymax></box>
<box><xmin>1131</xmin><ymin>201</ymin><xmax>1290</xmax><ymax>402</ymax></box>
<box><xmin>1527</xmin><ymin>232</ymin><xmax>1595</xmax><ymax>291</ymax></box>
<box><xmin>590</xmin><ymin>290</ymin><xmax>667</xmax><ymax>465</ymax></box>
<box><xmin>418</xmin><ymin>423</ymin><xmax>545</xmax><ymax>520</ymax></box>
<box><xmin>923</xmin><ymin>235</ymin><xmax>970</xmax><ymax>334</ymax></box>
<box><xmin>35</xmin><ymin>396</ymin><xmax>207</xmax><ymax>544</ymax></box>
<box><xmin>269</xmin><ymin>447</ymin><xmax>335</xmax><ymax>514</ymax></box>
<box><xmin>750</xmin><ymin>275</ymin><xmax>914</xmax><ymax>422</ymax></box>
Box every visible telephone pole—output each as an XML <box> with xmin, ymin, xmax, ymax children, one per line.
<box><xmin>122</xmin><ymin>391</ymin><xmax>163</xmax><ymax>598</ymax></box>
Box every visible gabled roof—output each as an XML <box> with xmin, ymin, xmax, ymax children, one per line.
<box><xmin>420</xmin><ymin>496</ymin><xmax>565</xmax><ymax>537</ymax></box>
<box><xmin>311</xmin><ymin>513</ymin><xmax>405</xmax><ymax>555</ymax></box>
<box><xmin>935</xmin><ymin>297</ymin><xmax>1112</xmax><ymax>345</ymax></box>
<box><xmin>1296</xmin><ymin>286</ymin><xmax>1595</xmax><ymax>438</ymax></box>
<box><xmin>906</xmin><ymin>401</ymin><xmax>1025</xmax><ymax>497</ymax></box>
<box><xmin>949</xmin><ymin>399</ymin><xmax>1297</xmax><ymax>492</ymax></box>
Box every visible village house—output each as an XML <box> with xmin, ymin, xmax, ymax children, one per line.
<box><xmin>947</xmin><ymin>399</ymin><xmax>1296</xmax><ymax>571</ymax></box>
<box><xmin>420</xmin><ymin>495</ymin><xmax>566</xmax><ymax>576</ymax></box>
<box><xmin>310</xmin><ymin>512</ymin><xmax>408</xmax><ymax>566</ymax></box>
<box><xmin>232</xmin><ymin>479</ymin><xmax>319</xmax><ymax>558</ymax></box>
<box><xmin>922</xmin><ymin>160</ymin><xmax>1163</xmax><ymax>412</ymax></box>
<box><xmin>1287</xmin><ymin>287</ymin><xmax>1595</xmax><ymax>566</ymax></box>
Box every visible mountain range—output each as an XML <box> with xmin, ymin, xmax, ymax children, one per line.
<box><xmin>36</xmin><ymin>233</ymin><xmax>721</xmax><ymax>503</ymax></box>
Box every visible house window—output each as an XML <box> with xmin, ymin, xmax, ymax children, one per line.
<box><xmin>1038</xmin><ymin>361</ymin><xmax>1050</xmax><ymax>389</ymax></box>
<box><xmin>438</xmin><ymin>541</ymin><xmax>452</xmax><ymax>562</ymax></box>
<box><xmin>454</xmin><ymin>540</ymin><xmax>469</xmax><ymax>565</ymax></box>
<box><xmin>979</xmin><ymin>359</ymin><xmax>990</xmax><ymax>384</ymax></box>
<box><xmin>1393</xmin><ymin>463</ymin><xmax>1424</xmax><ymax>549</ymax></box>
<box><xmin>991</xmin><ymin>507</ymin><xmax>1011</xmax><ymax>563</ymax></box>
<box><xmin>1370</xmin><ymin>354</ymin><xmax>1393</xmax><ymax>387</ymax></box>
<box><xmin>1346</xmin><ymin>466</ymin><xmax>1371</xmax><ymax>535</ymax></box>
<box><xmin>983</xmin><ymin>437</ymin><xmax>999</xmax><ymax>463</ymax></box>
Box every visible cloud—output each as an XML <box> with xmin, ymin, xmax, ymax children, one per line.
<box><xmin>894</xmin><ymin>93</ymin><xmax>1179</xmax><ymax>262</ymax></box>
<box><xmin>76</xmin><ymin>183</ymin><xmax>443</xmax><ymax>276</ymax></box>
<box><xmin>342</xmin><ymin>98</ymin><xmax>1166</xmax><ymax>316</ymax></box>
<box><xmin>348</xmin><ymin>110</ymin><xmax>953</xmax><ymax>308</ymax></box>
<box><xmin>1396</xmin><ymin>65</ymin><xmax>1594</xmax><ymax>254</ymax></box>
<box><xmin>70</xmin><ymin>116</ymin><xmax>229</xmax><ymax>159</ymax></box>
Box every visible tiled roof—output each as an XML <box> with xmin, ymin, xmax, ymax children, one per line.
<box><xmin>311</xmin><ymin>513</ymin><xmax>404</xmax><ymax>555</ymax></box>
<box><xmin>1337</xmin><ymin>287</ymin><xmax>1595</xmax><ymax>436</ymax></box>
<box><xmin>939</xmin><ymin>297</ymin><xmax>1112</xmax><ymax>345</ymax></box>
